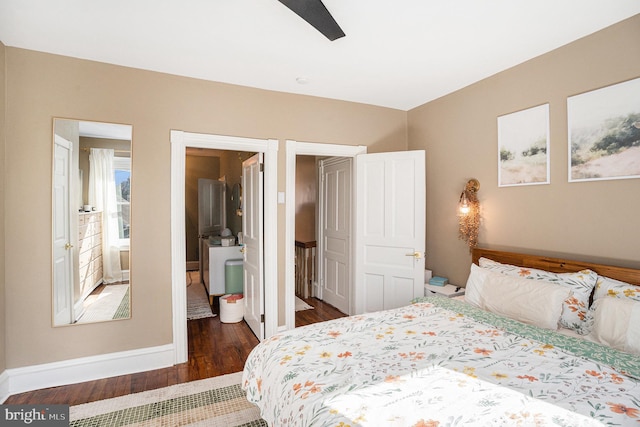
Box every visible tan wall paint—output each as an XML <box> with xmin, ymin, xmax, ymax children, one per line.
<box><xmin>0</xmin><ymin>41</ymin><xmax>6</xmax><ymax>373</ymax></box>
<box><xmin>408</xmin><ymin>15</ymin><xmax>640</xmax><ymax>286</ymax></box>
<box><xmin>3</xmin><ymin>47</ymin><xmax>407</xmax><ymax>368</ymax></box>
<box><xmin>295</xmin><ymin>156</ymin><xmax>317</xmax><ymax>243</ymax></box>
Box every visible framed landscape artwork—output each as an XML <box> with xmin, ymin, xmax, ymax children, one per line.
<box><xmin>568</xmin><ymin>77</ymin><xmax>640</xmax><ymax>182</ymax></box>
<box><xmin>498</xmin><ymin>103</ymin><xmax>550</xmax><ymax>187</ymax></box>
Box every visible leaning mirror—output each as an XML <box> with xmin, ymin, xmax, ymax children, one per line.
<box><xmin>52</xmin><ymin>118</ymin><xmax>132</xmax><ymax>325</ymax></box>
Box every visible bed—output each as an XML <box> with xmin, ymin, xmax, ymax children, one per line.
<box><xmin>242</xmin><ymin>248</ymin><xmax>640</xmax><ymax>426</ymax></box>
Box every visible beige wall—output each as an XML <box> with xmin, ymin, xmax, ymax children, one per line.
<box><xmin>408</xmin><ymin>14</ymin><xmax>640</xmax><ymax>286</ymax></box>
<box><xmin>295</xmin><ymin>156</ymin><xmax>317</xmax><ymax>243</ymax></box>
<box><xmin>3</xmin><ymin>47</ymin><xmax>407</xmax><ymax>368</ymax></box>
<box><xmin>0</xmin><ymin>41</ymin><xmax>6</xmax><ymax>373</ymax></box>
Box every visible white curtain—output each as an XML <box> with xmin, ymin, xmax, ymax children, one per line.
<box><xmin>88</xmin><ymin>148</ymin><xmax>123</xmax><ymax>283</ymax></box>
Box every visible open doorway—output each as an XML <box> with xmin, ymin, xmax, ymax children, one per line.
<box><xmin>184</xmin><ymin>148</ymin><xmax>248</xmax><ymax>302</ymax></box>
<box><xmin>170</xmin><ymin>131</ymin><xmax>278</xmax><ymax>364</ymax></box>
<box><xmin>294</xmin><ymin>155</ymin><xmax>353</xmax><ymax>316</ymax></box>
<box><xmin>293</xmin><ymin>155</ymin><xmax>317</xmax><ymax>307</ymax></box>
<box><xmin>286</xmin><ymin>142</ymin><xmax>427</xmax><ymax>331</ymax></box>
<box><xmin>285</xmin><ymin>141</ymin><xmax>366</xmax><ymax>330</ymax></box>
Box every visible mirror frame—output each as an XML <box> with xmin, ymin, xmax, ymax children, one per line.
<box><xmin>52</xmin><ymin>118</ymin><xmax>133</xmax><ymax>326</ymax></box>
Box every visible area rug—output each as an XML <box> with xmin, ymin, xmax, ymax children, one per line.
<box><xmin>112</xmin><ymin>287</ymin><xmax>130</xmax><ymax>320</ymax></box>
<box><xmin>186</xmin><ymin>270</ymin><xmax>215</xmax><ymax>320</ymax></box>
<box><xmin>69</xmin><ymin>372</ymin><xmax>266</xmax><ymax>427</ymax></box>
<box><xmin>76</xmin><ymin>284</ymin><xmax>130</xmax><ymax>323</ymax></box>
<box><xmin>295</xmin><ymin>296</ymin><xmax>314</xmax><ymax>311</ymax></box>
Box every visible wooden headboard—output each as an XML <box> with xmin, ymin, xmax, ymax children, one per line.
<box><xmin>472</xmin><ymin>247</ymin><xmax>640</xmax><ymax>286</ymax></box>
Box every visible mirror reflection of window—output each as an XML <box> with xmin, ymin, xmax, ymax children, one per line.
<box><xmin>52</xmin><ymin>118</ymin><xmax>133</xmax><ymax>326</ymax></box>
<box><xmin>113</xmin><ymin>157</ymin><xmax>131</xmax><ymax>244</ymax></box>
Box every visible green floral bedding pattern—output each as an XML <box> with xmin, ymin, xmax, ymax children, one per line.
<box><xmin>414</xmin><ymin>296</ymin><xmax>640</xmax><ymax>380</ymax></box>
<box><xmin>243</xmin><ymin>296</ymin><xmax>640</xmax><ymax>426</ymax></box>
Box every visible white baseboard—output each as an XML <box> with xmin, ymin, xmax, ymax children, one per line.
<box><xmin>1</xmin><ymin>344</ymin><xmax>175</xmax><ymax>401</ymax></box>
<box><xmin>0</xmin><ymin>370</ymin><xmax>9</xmax><ymax>404</ymax></box>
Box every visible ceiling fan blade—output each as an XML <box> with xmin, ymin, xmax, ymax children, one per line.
<box><xmin>278</xmin><ymin>0</ymin><xmax>345</xmax><ymax>41</ymax></box>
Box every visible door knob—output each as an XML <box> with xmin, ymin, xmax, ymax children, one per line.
<box><xmin>65</xmin><ymin>243</ymin><xmax>73</xmax><ymax>250</ymax></box>
<box><xmin>405</xmin><ymin>251</ymin><xmax>423</xmax><ymax>259</ymax></box>
<box><xmin>240</xmin><ymin>246</ymin><xmax>246</xmax><ymax>254</ymax></box>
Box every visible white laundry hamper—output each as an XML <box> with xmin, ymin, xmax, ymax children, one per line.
<box><xmin>220</xmin><ymin>294</ymin><xmax>244</xmax><ymax>323</ymax></box>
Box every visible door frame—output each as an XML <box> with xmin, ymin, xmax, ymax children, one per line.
<box><xmin>170</xmin><ymin>130</ymin><xmax>278</xmax><ymax>364</ymax></box>
<box><xmin>284</xmin><ymin>140</ymin><xmax>366</xmax><ymax>331</ymax></box>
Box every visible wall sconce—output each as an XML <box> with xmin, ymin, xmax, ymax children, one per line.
<box><xmin>458</xmin><ymin>178</ymin><xmax>480</xmax><ymax>250</ymax></box>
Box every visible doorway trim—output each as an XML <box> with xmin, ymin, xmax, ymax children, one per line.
<box><xmin>284</xmin><ymin>140</ymin><xmax>366</xmax><ymax>331</ymax></box>
<box><xmin>171</xmin><ymin>130</ymin><xmax>278</xmax><ymax>364</ymax></box>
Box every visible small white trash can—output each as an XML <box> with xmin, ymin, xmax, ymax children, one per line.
<box><xmin>220</xmin><ymin>294</ymin><xmax>244</xmax><ymax>323</ymax></box>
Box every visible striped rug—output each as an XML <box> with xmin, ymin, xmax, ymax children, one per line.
<box><xmin>76</xmin><ymin>284</ymin><xmax>130</xmax><ymax>324</ymax></box>
<box><xmin>187</xmin><ymin>271</ymin><xmax>216</xmax><ymax>320</ymax></box>
<box><xmin>112</xmin><ymin>287</ymin><xmax>130</xmax><ymax>320</ymax></box>
<box><xmin>70</xmin><ymin>372</ymin><xmax>266</xmax><ymax>427</ymax></box>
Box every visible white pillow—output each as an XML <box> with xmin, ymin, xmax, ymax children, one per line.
<box><xmin>478</xmin><ymin>257</ymin><xmax>597</xmax><ymax>334</ymax></box>
<box><xmin>464</xmin><ymin>263</ymin><xmax>488</xmax><ymax>308</ymax></box>
<box><xmin>593</xmin><ymin>276</ymin><xmax>640</xmax><ymax>302</ymax></box>
<box><xmin>587</xmin><ymin>297</ymin><xmax>640</xmax><ymax>355</ymax></box>
<box><xmin>465</xmin><ymin>264</ymin><xmax>571</xmax><ymax>330</ymax></box>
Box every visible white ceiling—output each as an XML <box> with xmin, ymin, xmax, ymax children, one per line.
<box><xmin>79</xmin><ymin>120</ymin><xmax>132</xmax><ymax>140</ymax></box>
<box><xmin>1</xmin><ymin>1</ymin><xmax>638</xmax><ymax>111</ymax></box>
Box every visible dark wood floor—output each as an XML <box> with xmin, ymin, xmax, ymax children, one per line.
<box><xmin>4</xmin><ymin>293</ymin><xmax>346</xmax><ymax>406</ymax></box>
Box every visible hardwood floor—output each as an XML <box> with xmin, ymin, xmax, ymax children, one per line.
<box><xmin>4</xmin><ymin>293</ymin><xmax>346</xmax><ymax>406</ymax></box>
<box><xmin>295</xmin><ymin>295</ymin><xmax>347</xmax><ymax>327</ymax></box>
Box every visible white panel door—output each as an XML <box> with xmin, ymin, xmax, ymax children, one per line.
<box><xmin>319</xmin><ymin>157</ymin><xmax>351</xmax><ymax>314</ymax></box>
<box><xmin>53</xmin><ymin>135</ymin><xmax>74</xmax><ymax>325</ymax></box>
<box><xmin>242</xmin><ymin>153</ymin><xmax>265</xmax><ymax>340</ymax></box>
<box><xmin>355</xmin><ymin>150</ymin><xmax>425</xmax><ymax>313</ymax></box>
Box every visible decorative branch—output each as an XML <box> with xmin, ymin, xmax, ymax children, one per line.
<box><xmin>458</xmin><ymin>179</ymin><xmax>480</xmax><ymax>252</ymax></box>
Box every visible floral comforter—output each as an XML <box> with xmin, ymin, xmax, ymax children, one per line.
<box><xmin>242</xmin><ymin>296</ymin><xmax>640</xmax><ymax>426</ymax></box>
